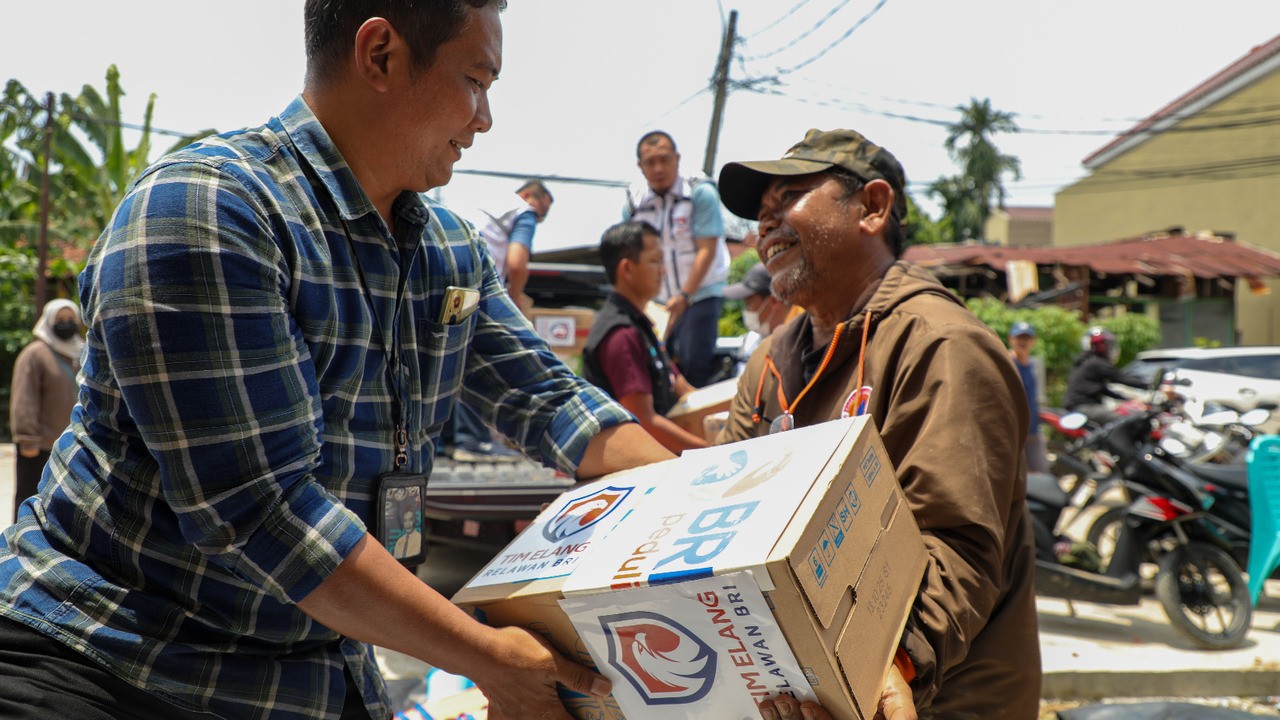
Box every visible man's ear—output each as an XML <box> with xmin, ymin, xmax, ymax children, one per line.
<box><xmin>353</xmin><ymin>18</ymin><xmax>398</xmax><ymax>92</ymax></box>
<box><xmin>858</xmin><ymin>179</ymin><xmax>895</xmax><ymax>237</ymax></box>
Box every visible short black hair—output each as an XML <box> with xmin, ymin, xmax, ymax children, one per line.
<box><xmin>827</xmin><ymin>167</ymin><xmax>906</xmax><ymax>259</ymax></box>
<box><xmin>600</xmin><ymin>221</ymin><xmax>658</xmax><ymax>285</ymax></box>
<box><xmin>636</xmin><ymin>130</ymin><xmax>677</xmax><ymax>160</ymax></box>
<box><xmin>304</xmin><ymin>0</ymin><xmax>507</xmax><ymax>84</ymax></box>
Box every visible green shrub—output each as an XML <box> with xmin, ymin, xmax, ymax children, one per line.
<box><xmin>1097</xmin><ymin>313</ymin><xmax>1161</xmax><ymax>369</ymax></box>
<box><xmin>719</xmin><ymin>249</ymin><xmax>760</xmax><ymax>337</ymax></box>
<box><xmin>0</xmin><ymin>246</ymin><xmax>38</xmax><ymax>441</ymax></box>
<box><xmin>967</xmin><ymin>298</ymin><xmax>1086</xmax><ymax>405</ymax></box>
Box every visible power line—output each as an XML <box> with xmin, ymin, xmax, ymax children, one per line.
<box><xmin>741</xmin><ymin>0</ymin><xmax>854</xmax><ymax>61</ymax></box>
<box><xmin>783</xmin><ymin>76</ymin><xmax>1280</xmax><ymax>127</ymax></box>
<box><xmin>745</xmin><ymin>0</ymin><xmax>819</xmax><ymax>39</ymax></box>
<box><xmin>775</xmin><ymin>0</ymin><xmax>888</xmax><ymax>75</ymax></box>
<box><xmin>454</xmin><ymin>168</ymin><xmax>628</xmax><ymax>189</ymax></box>
<box><xmin>1</xmin><ymin>99</ymin><xmax>209</xmax><ymax>139</ymax></box>
<box><xmin>634</xmin><ymin>86</ymin><xmax>711</xmax><ymax>130</ymax></box>
<box><xmin>750</xmin><ymin>86</ymin><xmax>1280</xmax><ymax>137</ymax></box>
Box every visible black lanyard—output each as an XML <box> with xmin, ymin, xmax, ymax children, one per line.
<box><xmin>340</xmin><ymin>216</ymin><xmax>409</xmax><ymax>469</ymax></box>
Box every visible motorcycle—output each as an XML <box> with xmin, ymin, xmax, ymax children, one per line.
<box><xmin>1029</xmin><ymin>403</ymin><xmax>1254</xmax><ymax>649</ymax></box>
<box><xmin>1085</xmin><ymin>426</ymin><xmax>1264</xmax><ymax>590</ymax></box>
<box><xmin>1157</xmin><ymin>400</ymin><xmax>1274</xmax><ymax>465</ymax></box>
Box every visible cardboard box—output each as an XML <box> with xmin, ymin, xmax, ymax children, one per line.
<box><xmin>527</xmin><ymin>306</ymin><xmax>596</xmax><ymax>360</ymax></box>
<box><xmin>453</xmin><ymin>417</ymin><xmax>927</xmax><ymax>720</ymax></box>
<box><xmin>665</xmin><ymin>378</ymin><xmax>739</xmax><ymax>438</ymax></box>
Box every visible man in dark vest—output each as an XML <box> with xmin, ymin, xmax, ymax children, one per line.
<box><xmin>583</xmin><ymin>221</ymin><xmax>708</xmax><ymax>453</ymax></box>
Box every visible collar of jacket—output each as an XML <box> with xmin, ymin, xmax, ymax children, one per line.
<box><xmin>765</xmin><ymin>261</ymin><xmax>963</xmax><ymax>405</ymax></box>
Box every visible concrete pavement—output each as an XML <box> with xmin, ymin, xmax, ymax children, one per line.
<box><xmin>4</xmin><ymin>442</ymin><xmax>1280</xmax><ymax>705</ymax></box>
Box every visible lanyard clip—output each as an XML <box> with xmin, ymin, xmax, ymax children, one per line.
<box><xmin>394</xmin><ymin>424</ymin><xmax>409</xmax><ymax>469</ymax></box>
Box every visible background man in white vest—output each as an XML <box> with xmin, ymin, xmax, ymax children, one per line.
<box><xmin>477</xmin><ymin>178</ymin><xmax>552</xmax><ymax>314</ymax></box>
<box><xmin>623</xmin><ymin>131</ymin><xmax>729</xmax><ymax>387</ymax></box>
<box><xmin>443</xmin><ymin>179</ymin><xmax>555</xmax><ymax>464</ymax></box>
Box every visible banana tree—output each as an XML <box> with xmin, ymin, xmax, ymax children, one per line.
<box><xmin>52</xmin><ymin>64</ymin><xmax>215</xmax><ymax>244</ymax></box>
<box><xmin>0</xmin><ymin>79</ymin><xmax>44</xmax><ymax>246</ymax></box>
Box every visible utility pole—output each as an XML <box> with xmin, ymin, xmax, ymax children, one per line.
<box><xmin>35</xmin><ymin>91</ymin><xmax>54</xmax><ymax>317</ymax></box>
<box><xmin>702</xmin><ymin>10</ymin><xmax>738</xmax><ymax>178</ymax></box>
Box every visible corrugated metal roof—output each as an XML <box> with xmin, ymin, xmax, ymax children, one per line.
<box><xmin>903</xmin><ymin>233</ymin><xmax>1280</xmax><ymax>279</ymax></box>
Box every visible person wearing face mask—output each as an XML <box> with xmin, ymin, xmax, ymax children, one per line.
<box><xmin>724</xmin><ymin>262</ymin><xmax>796</xmax><ymax>374</ymax></box>
<box><xmin>8</xmin><ymin>299</ymin><xmax>83</xmax><ymax>522</ymax></box>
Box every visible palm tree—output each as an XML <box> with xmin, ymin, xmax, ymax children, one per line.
<box><xmin>927</xmin><ymin>175</ymin><xmax>982</xmax><ymax>243</ymax></box>
<box><xmin>943</xmin><ymin>98</ymin><xmax>1022</xmax><ymax>239</ymax></box>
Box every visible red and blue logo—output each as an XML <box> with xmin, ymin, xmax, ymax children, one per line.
<box><xmin>542</xmin><ymin>485</ymin><xmax>633</xmax><ymax>543</ymax></box>
<box><xmin>601</xmin><ymin>611</ymin><xmax>717</xmax><ymax>705</ymax></box>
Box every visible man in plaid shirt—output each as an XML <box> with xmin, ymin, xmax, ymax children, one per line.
<box><xmin>0</xmin><ymin>2</ymin><xmax>672</xmax><ymax>719</ymax></box>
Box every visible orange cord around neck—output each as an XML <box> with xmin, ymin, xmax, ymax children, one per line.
<box><xmin>752</xmin><ymin>309</ymin><xmax>871</xmax><ymax>425</ymax></box>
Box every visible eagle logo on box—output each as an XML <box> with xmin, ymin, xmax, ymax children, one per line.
<box><xmin>542</xmin><ymin>485</ymin><xmax>634</xmax><ymax>543</ymax></box>
<box><xmin>600</xmin><ymin>611</ymin><xmax>717</xmax><ymax>704</ymax></box>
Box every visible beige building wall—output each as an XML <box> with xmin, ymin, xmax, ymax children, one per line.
<box><xmin>986</xmin><ymin>208</ymin><xmax>1053</xmax><ymax>247</ymax></box>
<box><xmin>1054</xmin><ymin>68</ymin><xmax>1280</xmax><ymax>345</ymax></box>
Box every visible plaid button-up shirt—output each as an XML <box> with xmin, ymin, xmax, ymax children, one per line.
<box><xmin>0</xmin><ymin>96</ymin><xmax>631</xmax><ymax>720</ymax></box>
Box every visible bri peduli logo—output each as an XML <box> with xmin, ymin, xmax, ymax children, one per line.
<box><xmin>542</xmin><ymin>485</ymin><xmax>634</xmax><ymax>543</ymax></box>
<box><xmin>690</xmin><ymin>448</ymin><xmax>791</xmax><ymax>499</ymax></box>
<box><xmin>600</xmin><ymin>611</ymin><xmax>718</xmax><ymax>705</ymax></box>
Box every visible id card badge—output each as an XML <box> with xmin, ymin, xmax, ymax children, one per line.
<box><xmin>375</xmin><ymin>472</ymin><xmax>429</xmax><ymax>567</ymax></box>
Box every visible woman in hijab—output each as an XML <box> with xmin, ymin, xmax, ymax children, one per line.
<box><xmin>9</xmin><ymin>299</ymin><xmax>83</xmax><ymax>521</ymax></box>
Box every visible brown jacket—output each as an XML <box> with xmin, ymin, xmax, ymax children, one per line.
<box><xmin>10</xmin><ymin>340</ymin><xmax>80</xmax><ymax>452</ymax></box>
<box><xmin>719</xmin><ymin>262</ymin><xmax>1040</xmax><ymax>719</ymax></box>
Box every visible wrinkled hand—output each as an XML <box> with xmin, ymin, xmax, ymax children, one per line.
<box><xmin>18</xmin><ymin>445</ymin><xmax>40</xmax><ymax>458</ymax></box>
<box><xmin>472</xmin><ymin>626</ymin><xmax>610</xmax><ymax>720</ymax></box>
<box><xmin>875</xmin><ymin>664</ymin><xmax>916</xmax><ymax>720</ymax></box>
<box><xmin>759</xmin><ymin>693</ymin><xmax>832</xmax><ymax>720</ymax></box>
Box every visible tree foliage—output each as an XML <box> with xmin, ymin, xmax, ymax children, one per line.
<box><xmin>925</xmin><ymin>98</ymin><xmax>1022</xmax><ymax>243</ymax></box>
<box><xmin>720</xmin><ymin>249</ymin><xmax>760</xmax><ymax>337</ymax></box>
<box><xmin>966</xmin><ymin>298</ymin><xmax>1160</xmax><ymax>405</ymax></box>
<box><xmin>905</xmin><ymin>194</ymin><xmax>947</xmax><ymax>246</ymax></box>
<box><xmin>0</xmin><ymin>66</ymin><xmax>212</xmax><ymax>438</ymax></box>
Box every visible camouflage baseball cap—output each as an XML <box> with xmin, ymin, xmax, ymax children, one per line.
<box><xmin>718</xmin><ymin>128</ymin><xmax>908</xmax><ymax>222</ymax></box>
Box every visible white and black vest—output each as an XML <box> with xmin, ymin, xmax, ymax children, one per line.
<box><xmin>625</xmin><ymin>176</ymin><xmax>729</xmax><ymax>302</ymax></box>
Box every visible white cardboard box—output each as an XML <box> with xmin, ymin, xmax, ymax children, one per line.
<box><xmin>453</xmin><ymin>417</ymin><xmax>927</xmax><ymax>720</ymax></box>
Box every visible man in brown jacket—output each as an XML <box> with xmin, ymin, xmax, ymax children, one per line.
<box><xmin>716</xmin><ymin>129</ymin><xmax>1041</xmax><ymax>719</ymax></box>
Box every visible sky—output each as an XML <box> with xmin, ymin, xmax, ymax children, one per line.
<box><xmin>3</xmin><ymin>1</ymin><xmax>1279</xmax><ymax>253</ymax></box>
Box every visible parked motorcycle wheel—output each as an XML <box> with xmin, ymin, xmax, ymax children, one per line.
<box><xmin>1086</xmin><ymin>506</ymin><xmax>1127</xmax><ymax>571</ymax></box>
<box><xmin>1046</xmin><ymin>441</ymin><xmax>1093</xmax><ymax>492</ymax></box>
<box><xmin>1155</xmin><ymin>542</ymin><xmax>1252</xmax><ymax>649</ymax></box>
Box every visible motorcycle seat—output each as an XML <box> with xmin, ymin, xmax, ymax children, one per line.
<box><xmin>1185</xmin><ymin>461</ymin><xmax>1249</xmax><ymax>491</ymax></box>
<box><xmin>1026</xmin><ymin>472</ymin><xmax>1068</xmax><ymax>508</ymax></box>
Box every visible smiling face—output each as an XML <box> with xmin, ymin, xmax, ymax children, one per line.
<box><xmin>391</xmin><ymin>3</ymin><xmax>502</xmax><ymax>191</ymax></box>
<box><xmin>755</xmin><ymin>172</ymin><xmax>867</xmax><ymax>312</ymax></box>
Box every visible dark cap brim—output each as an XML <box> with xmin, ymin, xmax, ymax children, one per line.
<box><xmin>718</xmin><ymin>158</ymin><xmax>835</xmax><ymax>220</ymax></box>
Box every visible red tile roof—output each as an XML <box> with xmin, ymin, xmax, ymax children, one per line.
<box><xmin>903</xmin><ymin>233</ymin><xmax>1280</xmax><ymax>279</ymax></box>
<box><xmin>1084</xmin><ymin>33</ymin><xmax>1280</xmax><ymax>168</ymax></box>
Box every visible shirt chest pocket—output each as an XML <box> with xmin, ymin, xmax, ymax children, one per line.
<box><xmin>414</xmin><ymin>317</ymin><xmax>473</xmax><ymax>432</ymax></box>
